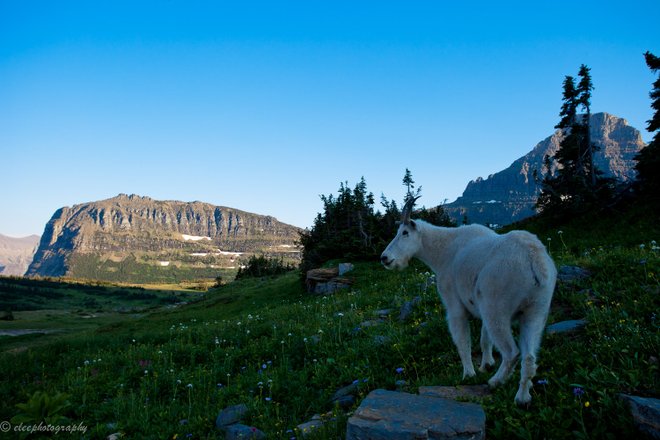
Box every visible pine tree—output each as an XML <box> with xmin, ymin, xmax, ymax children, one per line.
<box><xmin>402</xmin><ymin>168</ymin><xmax>422</xmax><ymax>204</ymax></box>
<box><xmin>577</xmin><ymin>65</ymin><xmax>596</xmax><ymax>187</ymax></box>
<box><xmin>635</xmin><ymin>51</ymin><xmax>660</xmax><ymax>195</ymax></box>
<box><xmin>537</xmin><ymin>65</ymin><xmax>609</xmax><ymax>218</ymax></box>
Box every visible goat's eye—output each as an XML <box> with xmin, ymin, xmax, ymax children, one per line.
<box><xmin>402</xmin><ymin>230</ymin><xmax>409</xmax><ymax>236</ymax></box>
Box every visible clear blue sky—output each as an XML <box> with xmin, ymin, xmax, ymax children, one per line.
<box><xmin>1</xmin><ymin>1</ymin><xmax>658</xmax><ymax>237</ymax></box>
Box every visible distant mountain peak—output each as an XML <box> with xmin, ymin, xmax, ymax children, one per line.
<box><xmin>0</xmin><ymin>234</ymin><xmax>41</xmax><ymax>276</ymax></box>
<box><xmin>444</xmin><ymin>112</ymin><xmax>646</xmax><ymax>226</ymax></box>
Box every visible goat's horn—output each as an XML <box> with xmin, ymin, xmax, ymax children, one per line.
<box><xmin>401</xmin><ymin>196</ymin><xmax>420</xmax><ymax>225</ymax></box>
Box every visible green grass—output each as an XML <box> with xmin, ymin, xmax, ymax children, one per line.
<box><xmin>0</xmin><ymin>277</ymin><xmax>206</xmax><ymax>354</ymax></box>
<box><xmin>0</xmin><ymin>209</ymin><xmax>658</xmax><ymax>439</ymax></box>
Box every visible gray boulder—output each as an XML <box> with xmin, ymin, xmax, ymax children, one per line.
<box><xmin>225</xmin><ymin>424</ymin><xmax>266</xmax><ymax>440</ymax></box>
<box><xmin>346</xmin><ymin>389</ymin><xmax>485</xmax><ymax>439</ymax></box>
<box><xmin>619</xmin><ymin>394</ymin><xmax>660</xmax><ymax>439</ymax></box>
<box><xmin>557</xmin><ymin>265</ymin><xmax>592</xmax><ymax>283</ymax></box>
<box><xmin>545</xmin><ymin>319</ymin><xmax>587</xmax><ymax>335</ymax></box>
<box><xmin>216</xmin><ymin>403</ymin><xmax>248</xmax><ymax>429</ymax></box>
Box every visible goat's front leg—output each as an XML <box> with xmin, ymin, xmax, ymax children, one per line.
<box><xmin>479</xmin><ymin>323</ymin><xmax>496</xmax><ymax>372</ymax></box>
<box><xmin>446</xmin><ymin>311</ymin><xmax>476</xmax><ymax>378</ymax></box>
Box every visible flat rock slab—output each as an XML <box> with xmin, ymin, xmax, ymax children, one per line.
<box><xmin>346</xmin><ymin>389</ymin><xmax>485</xmax><ymax>440</ymax></box>
<box><xmin>619</xmin><ymin>394</ymin><xmax>660</xmax><ymax>439</ymax></box>
<box><xmin>545</xmin><ymin>319</ymin><xmax>587</xmax><ymax>335</ymax></box>
<box><xmin>418</xmin><ymin>385</ymin><xmax>492</xmax><ymax>401</ymax></box>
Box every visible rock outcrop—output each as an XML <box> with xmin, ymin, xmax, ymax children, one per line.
<box><xmin>444</xmin><ymin>113</ymin><xmax>646</xmax><ymax>226</ymax></box>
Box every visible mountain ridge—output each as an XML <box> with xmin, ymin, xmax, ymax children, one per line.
<box><xmin>443</xmin><ymin>112</ymin><xmax>646</xmax><ymax>226</ymax></box>
<box><xmin>26</xmin><ymin>194</ymin><xmax>301</xmax><ymax>281</ymax></box>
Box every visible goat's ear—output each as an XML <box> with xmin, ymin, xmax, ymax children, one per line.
<box><xmin>409</xmin><ymin>220</ymin><xmax>417</xmax><ymax>229</ymax></box>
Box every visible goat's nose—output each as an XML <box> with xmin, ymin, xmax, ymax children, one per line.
<box><xmin>380</xmin><ymin>255</ymin><xmax>389</xmax><ymax>264</ymax></box>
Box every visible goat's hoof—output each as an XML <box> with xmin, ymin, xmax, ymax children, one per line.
<box><xmin>515</xmin><ymin>393</ymin><xmax>532</xmax><ymax>407</ymax></box>
<box><xmin>479</xmin><ymin>362</ymin><xmax>494</xmax><ymax>373</ymax></box>
<box><xmin>488</xmin><ymin>377</ymin><xmax>502</xmax><ymax>388</ymax></box>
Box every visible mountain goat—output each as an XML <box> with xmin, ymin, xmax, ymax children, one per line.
<box><xmin>380</xmin><ymin>198</ymin><xmax>556</xmax><ymax>405</ymax></box>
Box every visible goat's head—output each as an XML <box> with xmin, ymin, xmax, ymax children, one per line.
<box><xmin>380</xmin><ymin>196</ymin><xmax>422</xmax><ymax>270</ymax></box>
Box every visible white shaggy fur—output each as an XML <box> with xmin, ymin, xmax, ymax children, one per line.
<box><xmin>381</xmin><ymin>220</ymin><xmax>556</xmax><ymax>405</ymax></box>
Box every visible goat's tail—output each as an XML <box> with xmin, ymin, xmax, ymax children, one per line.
<box><xmin>528</xmin><ymin>239</ymin><xmax>557</xmax><ymax>289</ymax></box>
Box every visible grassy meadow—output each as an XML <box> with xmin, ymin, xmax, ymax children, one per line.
<box><xmin>0</xmin><ymin>208</ymin><xmax>658</xmax><ymax>439</ymax></box>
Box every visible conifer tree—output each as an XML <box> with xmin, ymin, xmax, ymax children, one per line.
<box><xmin>635</xmin><ymin>51</ymin><xmax>660</xmax><ymax>195</ymax></box>
<box><xmin>577</xmin><ymin>65</ymin><xmax>596</xmax><ymax>187</ymax></box>
<box><xmin>537</xmin><ymin>65</ymin><xmax>608</xmax><ymax>218</ymax></box>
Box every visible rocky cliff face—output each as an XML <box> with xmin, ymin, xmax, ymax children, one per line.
<box><xmin>0</xmin><ymin>234</ymin><xmax>40</xmax><ymax>276</ymax></box>
<box><xmin>26</xmin><ymin>194</ymin><xmax>301</xmax><ymax>279</ymax></box>
<box><xmin>444</xmin><ymin>113</ymin><xmax>646</xmax><ymax>226</ymax></box>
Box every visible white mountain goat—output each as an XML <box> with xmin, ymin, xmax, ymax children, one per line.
<box><xmin>380</xmin><ymin>197</ymin><xmax>556</xmax><ymax>405</ymax></box>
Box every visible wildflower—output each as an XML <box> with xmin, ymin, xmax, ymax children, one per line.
<box><xmin>640</xmin><ymin>244</ymin><xmax>646</xmax><ymax>249</ymax></box>
<box><xmin>217</xmin><ymin>383</ymin><xmax>223</xmax><ymax>388</ymax></box>
<box><xmin>144</xmin><ymin>370</ymin><xmax>149</xmax><ymax>375</ymax></box>
<box><xmin>187</xmin><ymin>383</ymin><xmax>193</xmax><ymax>389</ymax></box>
<box><xmin>395</xmin><ymin>367</ymin><xmax>404</xmax><ymax>374</ymax></box>
<box><xmin>177</xmin><ymin>379</ymin><xmax>182</xmax><ymax>384</ymax></box>
<box><xmin>262</xmin><ymin>363</ymin><xmax>267</xmax><ymax>370</ymax></box>
<box><xmin>265</xmin><ymin>397</ymin><xmax>272</xmax><ymax>402</ymax></box>
<box><xmin>584</xmin><ymin>401</ymin><xmax>591</xmax><ymax>408</ymax></box>
<box><xmin>84</xmin><ymin>360</ymin><xmax>90</xmax><ymax>366</ymax></box>
<box><xmin>352</xmin><ymin>379</ymin><xmax>360</xmax><ymax>385</ymax></box>
<box><xmin>573</xmin><ymin>387</ymin><xmax>585</xmax><ymax>397</ymax></box>
<box><xmin>537</xmin><ymin>379</ymin><xmax>548</xmax><ymax>385</ymax></box>
<box><xmin>337</xmin><ymin>312</ymin><xmax>344</xmax><ymax>317</ymax></box>
<box><xmin>558</xmin><ymin>230</ymin><xmax>563</xmax><ymax>235</ymax></box>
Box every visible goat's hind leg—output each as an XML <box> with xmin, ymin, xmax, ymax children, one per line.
<box><xmin>483</xmin><ymin>315</ymin><xmax>519</xmax><ymax>388</ymax></box>
<box><xmin>515</xmin><ymin>306</ymin><xmax>548</xmax><ymax>406</ymax></box>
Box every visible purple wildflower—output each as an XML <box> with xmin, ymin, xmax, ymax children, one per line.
<box><xmin>395</xmin><ymin>367</ymin><xmax>404</xmax><ymax>374</ymax></box>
